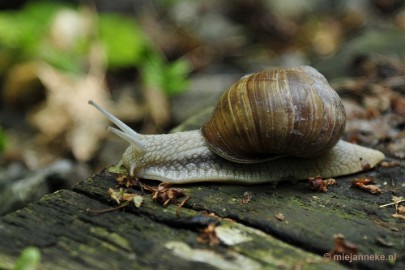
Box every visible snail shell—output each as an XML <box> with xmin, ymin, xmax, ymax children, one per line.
<box><xmin>202</xmin><ymin>66</ymin><xmax>346</xmax><ymax>163</ymax></box>
<box><xmin>88</xmin><ymin>66</ymin><xmax>384</xmax><ymax>184</ymax></box>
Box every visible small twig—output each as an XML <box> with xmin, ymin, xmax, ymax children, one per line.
<box><xmin>379</xmin><ymin>197</ymin><xmax>405</xmax><ymax>208</ymax></box>
<box><xmin>86</xmin><ymin>201</ymin><xmax>130</xmax><ymax>215</ymax></box>
<box><xmin>380</xmin><ymin>202</ymin><xmax>398</xmax><ymax>208</ymax></box>
<box><xmin>176</xmin><ymin>196</ymin><xmax>191</xmax><ymax>217</ymax></box>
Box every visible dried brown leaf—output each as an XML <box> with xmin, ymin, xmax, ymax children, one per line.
<box><xmin>144</xmin><ymin>182</ymin><xmax>187</xmax><ymax>207</ymax></box>
<box><xmin>30</xmin><ymin>62</ymin><xmax>111</xmax><ymax>161</ymax></box>
<box><xmin>197</xmin><ymin>223</ymin><xmax>220</xmax><ymax>246</ymax></box>
<box><xmin>379</xmin><ymin>161</ymin><xmax>400</xmax><ymax>167</ymax></box>
<box><xmin>397</xmin><ymin>205</ymin><xmax>405</xmax><ymax>214</ymax></box>
<box><xmin>329</xmin><ymin>234</ymin><xmax>358</xmax><ymax>259</ymax></box>
<box><xmin>308</xmin><ymin>176</ymin><xmax>336</xmax><ymax>192</ymax></box>
<box><xmin>241</xmin><ymin>191</ymin><xmax>253</xmax><ymax>204</ymax></box>
<box><xmin>275</xmin><ymin>213</ymin><xmax>285</xmax><ymax>221</ymax></box>
<box><xmin>108</xmin><ymin>188</ymin><xmax>124</xmax><ymax>205</ymax></box>
<box><xmin>392</xmin><ymin>213</ymin><xmax>405</xmax><ymax>220</ymax></box>
<box><xmin>108</xmin><ymin>187</ymin><xmax>143</xmax><ymax>208</ymax></box>
<box><xmin>142</xmin><ymin>86</ymin><xmax>170</xmax><ymax>132</ymax></box>
<box><xmin>380</xmin><ymin>196</ymin><xmax>404</xmax><ymax>208</ymax></box>
<box><xmin>351</xmin><ymin>177</ymin><xmax>381</xmax><ymax>194</ymax></box>
<box><xmin>116</xmin><ymin>174</ymin><xmax>143</xmax><ymax>192</ymax></box>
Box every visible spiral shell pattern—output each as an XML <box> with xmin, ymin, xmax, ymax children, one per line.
<box><xmin>201</xmin><ymin>66</ymin><xmax>346</xmax><ymax>163</ymax></box>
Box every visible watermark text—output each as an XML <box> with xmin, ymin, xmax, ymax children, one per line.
<box><xmin>323</xmin><ymin>252</ymin><xmax>396</xmax><ymax>263</ymax></box>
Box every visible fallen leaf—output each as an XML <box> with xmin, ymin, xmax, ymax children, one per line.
<box><xmin>108</xmin><ymin>187</ymin><xmax>144</xmax><ymax>208</ymax></box>
<box><xmin>115</xmin><ymin>174</ymin><xmax>143</xmax><ymax>192</ymax></box>
<box><xmin>379</xmin><ymin>196</ymin><xmax>405</xmax><ymax>220</ymax></box>
<box><xmin>392</xmin><ymin>213</ymin><xmax>405</xmax><ymax>220</ymax></box>
<box><xmin>241</xmin><ymin>191</ymin><xmax>253</xmax><ymax>204</ymax></box>
<box><xmin>275</xmin><ymin>213</ymin><xmax>285</xmax><ymax>221</ymax></box>
<box><xmin>379</xmin><ymin>196</ymin><xmax>404</xmax><ymax>208</ymax></box>
<box><xmin>329</xmin><ymin>234</ymin><xmax>358</xmax><ymax>259</ymax></box>
<box><xmin>308</xmin><ymin>176</ymin><xmax>336</xmax><ymax>192</ymax></box>
<box><xmin>30</xmin><ymin>59</ymin><xmax>111</xmax><ymax>161</ymax></box>
<box><xmin>197</xmin><ymin>223</ymin><xmax>220</xmax><ymax>246</ymax></box>
<box><xmin>108</xmin><ymin>188</ymin><xmax>125</xmax><ymax>205</ymax></box>
<box><xmin>144</xmin><ymin>182</ymin><xmax>186</xmax><ymax>207</ymax></box>
<box><xmin>351</xmin><ymin>176</ymin><xmax>381</xmax><ymax>194</ymax></box>
<box><xmin>375</xmin><ymin>237</ymin><xmax>394</xmax><ymax>247</ymax></box>
<box><xmin>176</xmin><ymin>195</ymin><xmax>191</xmax><ymax>217</ymax></box>
<box><xmin>133</xmin><ymin>195</ymin><xmax>144</xmax><ymax>208</ymax></box>
<box><xmin>397</xmin><ymin>205</ymin><xmax>405</xmax><ymax>214</ymax></box>
<box><xmin>379</xmin><ymin>160</ymin><xmax>400</xmax><ymax>167</ymax></box>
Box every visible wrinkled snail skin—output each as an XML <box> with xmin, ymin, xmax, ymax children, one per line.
<box><xmin>89</xmin><ymin>98</ymin><xmax>384</xmax><ymax>184</ymax></box>
<box><xmin>88</xmin><ymin>65</ymin><xmax>385</xmax><ymax>184</ymax></box>
<box><xmin>119</xmin><ymin>130</ymin><xmax>384</xmax><ymax>184</ymax></box>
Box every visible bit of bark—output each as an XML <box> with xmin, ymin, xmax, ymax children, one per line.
<box><xmin>144</xmin><ymin>182</ymin><xmax>187</xmax><ymax>207</ymax></box>
<box><xmin>112</xmin><ymin>178</ymin><xmax>191</xmax><ymax>216</ymax></box>
<box><xmin>397</xmin><ymin>205</ymin><xmax>405</xmax><ymax>214</ymax></box>
<box><xmin>392</xmin><ymin>213</ymin><xmax>405</xmax><ymax>220</ymax></box>
<box><xmin>198</xmin><ymin>211</ymin><xmax>234</xmax><ymax>223</ymax></box>
<box><xmin>115</xmin><ymin>174</ymin><xmax>144</xmax><ymax>193</ymax></box>
<box><xmin>375</xmin><ymin>237</ymin><xmax>394</xmax><ymax>247</ymax></box>
<box><xmin>308</xmin><ymin>176</ymin><xmax>336</xmax><ymax>192</ymax></box>
<box><xmin>275</xmin><ymin>213</ymin><xmax>285</xmax><ymax>221</ymax></box>
<box><xmin>328</xmin><ymin>234</ymin><xmax>358</xmax><ymax>259</ymax></box>
<box><xmin>197</xmin><ymin>223</ymin><xmax>220</xmax><ymax>246</ymax></box>
<box><xmin>379</xmin><ymin>196</ymin><xmax>404</xmax><ymax>208</ymax></box>
<box><xmin>379</xmin><ymin>196</ymin><xmax>405</xmax><ymax>220</ymax></box>
<box><xmin>379</xmin><ymin>160</ymin><xmax>400</xmax><ymax>167</ymax></box>
<box><xmin>351</xmin><ymin>177</ymin><xmax>381</xmax><ymax>194</ymax></box>
<box><xmin>107</xmin><ymin>188</ymin><xmax>143</xmax><ymax>207</ymax></box>
<box><xmin>176</xmin><ymin>196</ymin><xmax>191</xmax><ymax>217</ymax></box>
<box><xmin>241</xmin><ymin>191</ymin><xmax>253</xmax><ymax>204</ymax></box>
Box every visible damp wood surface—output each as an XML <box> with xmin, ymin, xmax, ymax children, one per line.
<box><xmin>0</xmin><ymin>165</ymin><xmax>404</xmax><ymax>270</ymax></box>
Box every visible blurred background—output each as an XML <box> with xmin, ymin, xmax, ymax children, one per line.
<box><xmin>0</xmin><ymin>0</ymin><xmax>404</xmax><ymax>215</ymax></box>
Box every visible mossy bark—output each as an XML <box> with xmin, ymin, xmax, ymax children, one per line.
<box><xmin>0</xmin><ymin>164</ymin><xmax>403</xmax><ymax>269</ymax></box>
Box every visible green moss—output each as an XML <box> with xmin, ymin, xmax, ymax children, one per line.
<box><xmin>0</xmin><ymin>254</ymin><xmax>16</xmax><ymax>269</ymax></box>
<box><xmin>89</xmin><ymin>227</ymin><xmax>131</xmax><ymax>251</ymax></box>
<box><xmin>107</xmin><ymin>165</ymin><xmax>127</xmax><ymax>174</ymax></box>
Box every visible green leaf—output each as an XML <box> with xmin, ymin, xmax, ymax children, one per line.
<box><xmin>0</xmin><ymin>2</ymin><xmax>62</xmax><ymax>59</ymax></box>
<box><xmin>164</xmin><ymin>59</ymin><xmax>190</xmax><ymax>96</ymax></box>
<box><xmin>0</xmin><ymin>2</ymin><xmax>77</xmax><ymax>73</ymax></box>
<box><xmin>142</xmin><ymin>53</ymin><xmax>190</xmax><ymax>96</ymax></box>
<box><xmin>0</xmin><ymin>127</ymin><xmax>6</xmax><ymax>153</ymax></box>
<box><xmin>142</xmin><ymin>54</ymin><xmax>165</xmax><ymax>89</ymax></box>
<box><xmin>133</xmin><ymin>195</ymin><xmax>144</xmax><ymax>208</ymax></box>
<box><xmin>98</xmin><ymin>14</ymin><xmax>146</xmax><ymax>68</ymax></box>
<box><xmin>39</xmin><ymin>43</ymin><xmax>85</xmax><ymax>74</ymax></box>
<box><xmin>13</xmin><ymin>247</ymin><xmax>41</xmax><ymax>270</ymax></box>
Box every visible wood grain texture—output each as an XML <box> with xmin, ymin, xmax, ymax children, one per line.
<box><xmin>0</xmin><ymin>165</ymin><xmax>403</xmax><ymax>270</ymax></box>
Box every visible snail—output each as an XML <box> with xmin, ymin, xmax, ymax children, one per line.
<box><xmin>89</xmin><ymin>66</ymin><xmax>384</xmax><ymax>184</ymax></box>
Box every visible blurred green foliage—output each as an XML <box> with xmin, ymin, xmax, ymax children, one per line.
<box><xmin>142</xmin><ymin>53</ymin><xmax>190</xmax><ymax>96</ymax></box>
<box><xmin>13</xmin><ymin>247</ymin><xmax>41</xmax><ymax>270</ymax></box>
<box><xmin>0</xmin><ymin>1</ymin><xmax>189</xmax><ymax>96</ymax></box>
<box><xmin>0</xmin><ymin>2</ymin><xmax>60</xmax><ymax>70</ymax></box>
<box><xmin>98</xmin><ymin>14</ymin><xmax>146</xmax><ymax>68</ymax></box>
<box><xmin>0</xmin><ymin>127</ymin><xmax>6</xmax><ymax>152</ymax></box>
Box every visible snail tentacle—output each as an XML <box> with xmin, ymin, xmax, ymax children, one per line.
<box><xmin>88</xmin><ymin>66</ymin><xmax>385</xmax><ymax>184</ymax></box>
<box><xmin>119</xmin><ymin>133</ymin><xmax>384</xmax><ymax>184</ymax></box>
<box><xmin>89</xmin><ymin>100</ymin><xmax>146</xmax><ymax>152</ymax></box>
<box><xmin>108</xmin><ymin>127</ymin><xmax>146</xmax><ymax>152</ymax></box>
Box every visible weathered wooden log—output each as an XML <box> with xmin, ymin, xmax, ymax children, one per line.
<box><xmin>0</xmin><ymin>164</ymin><xmax>404</xmax><ymax>269</ymax></box>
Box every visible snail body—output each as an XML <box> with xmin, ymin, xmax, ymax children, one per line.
<box><xmin>89</xmin><ymin>66</ymin><xmax>385</xmax><ymax>184</ymax></box>
<box><xmin>118</xmin><ymin>130</ymin><xmax>383</xmax><ymax>184</ymax></box>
